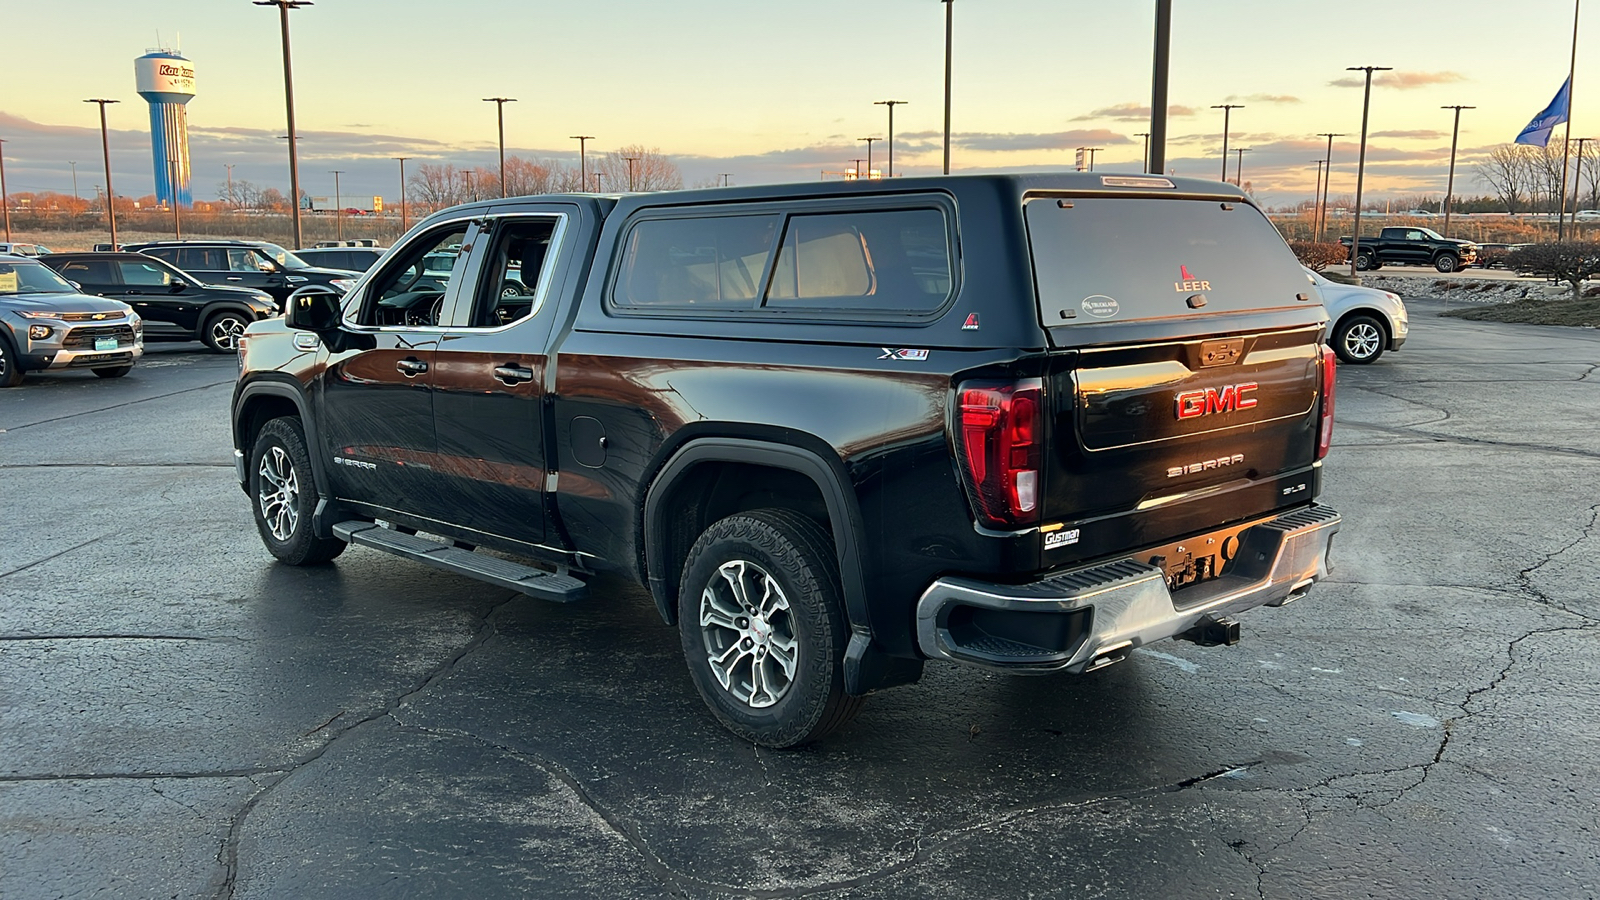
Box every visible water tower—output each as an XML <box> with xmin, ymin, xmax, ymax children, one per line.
<box><xmin>134</xmin><ymin>50</ymin><xmax>196</xmax><ymax>208</ymax></box>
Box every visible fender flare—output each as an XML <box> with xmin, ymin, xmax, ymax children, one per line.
<box><xmin>234</xmin><ymin>377</ymin><xmax>329</xmax><ymax>498</ymax></box>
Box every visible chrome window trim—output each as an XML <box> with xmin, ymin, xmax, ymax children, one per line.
<box><xmin>438</xmin><ymin>212</ymin><xmax>569</xmax><ymax>334</ymax></box>
<box><xmin>339</xmin><ymin>213</ymin><xmax>481</xmax><ymax>333</ymax></box>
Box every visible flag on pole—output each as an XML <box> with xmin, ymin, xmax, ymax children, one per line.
<box><xmin>1515</xmin><ymin>77</ymin><xmax>1572</xmax><ymax>147</ymax></box>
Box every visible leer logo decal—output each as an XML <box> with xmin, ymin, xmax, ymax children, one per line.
<box><xmin>1174</xmin><ymin>264</ymin><xmax>1212</xmax><ymax>293</ymax></box>
<box><xmin>1175</xmin><ymin>382</ymin><xmax>1258</xmax><ymax>419</ymax></box>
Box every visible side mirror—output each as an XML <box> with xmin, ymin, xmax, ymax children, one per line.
<box><xmin>285</xmin><ymin>285</ymin><xmax>344</xmax><ymax>331</ymax></box>
<box><xmin>169</xmin><ymin>281</ymin><xmax>187</xmax><ymax>293</ymax></box>
<box><xmin>257</xmin><ymin>259</ymin><xmax>279</xmax><ymax>273</ymax></box>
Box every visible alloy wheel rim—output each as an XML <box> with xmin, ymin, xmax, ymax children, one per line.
<box><xmin>257</xmin><ymin>446</ymin><xmax>300</xmax><ymax>541</ymax></box>
<box><xmin>1345</xmin><ymin>323</ymin><xmax>1381</xmax><ymax>360</ymax></box>
<box><xmin>212</xmin><ymin>317</ymin><xmax>246</xmax><ymax>350</ymax></box>
<box><xmin>0</xmin><ymin>346</ymin><xmax>8</xmax><ymax>377</ymax></box>
<box><xmin>699</xmin><ymin>559</ymin><xmax>798</xmax><ymax>709</ymax></box>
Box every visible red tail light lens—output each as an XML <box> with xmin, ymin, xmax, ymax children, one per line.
<box><xmin>957</xmin><ymin>378</ymin><xmax>1044</xmax><ymax>528</ymax></box>
<box><xmin>1317</xmin><ymin>345</ymin><xmax>1336</xmax><ymax>459</ymax></box>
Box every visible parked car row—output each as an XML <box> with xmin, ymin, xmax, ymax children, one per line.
<box><xmin>0</xmin><ymin>254</ymin><xmax>143</xmax><ymax>387</ymax></box>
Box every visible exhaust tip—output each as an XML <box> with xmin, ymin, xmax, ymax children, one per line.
<box><xmin>1085</xmin><ymin>640</ymin><xmax>1133</xmax><ymax>672</ymax></box>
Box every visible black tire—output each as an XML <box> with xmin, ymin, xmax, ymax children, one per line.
<box><xmin>1333</xmin><ymin>313</ymin><xmax>1387</xmax><ymax>365</ymax></box>
<box><xmin>1354</xmin><ymin>251</ymin><xmax>1376</xmax><ymax>271</ymax></box>
<box><xmin>92</xmin><ymin>365</ymin><xmax>134</xmax><ymax>379</ymax></box>
<box><xmin>0</xmin><ymin>333</ymin><xmax>22</xmax><ymax>388</ymax></box>
<box><xmin>202</xmin><ymin>310</ymin><xmax>250</xmax><ymax>353</ymax></box>
<box><xmin>249</xmin><ymin>417</ymin><xmax>346</xmax><ymax>565</ymax></box>
<box><xmin>1434</xmin><ymin>253</ymin><xmax>1459</xmax><ymax>273</ymax></box>
<box><xmin>678</xmin><ymin>508</ymin><xmax>864</xmax><ymax>748</ymax></box>
<box><xmin>499</xmin><ymin>280</ymin><xmax>527</xmax><ymax>298</ymax></box>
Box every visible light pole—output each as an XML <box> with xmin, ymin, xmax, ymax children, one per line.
<box><xmin>224</xmin><ymin>163</ymin><xmax>235</xmax><ymax>207</ymax></box>
<box><xmin>1557</xmin><ymin>0</ymin><xmax>1581</xmax><ymax>239</ymax></box>
<box><xmin>1082</xmin><ymin>147</ymin><xmax>1104</xmax><ymax>171</ymax></box>
<box><xmin>1440</xmin><ymin>105</ymin><xmax>1474</xmax><ymax>233</ymax></box>
<box><xmin>1233</xmin><ymin>147</ymin><xmax>1251</xmax><ymax>187</ymax></box>
<box><xmin>86</xmin><ymin>98</ymin><xmax>121</xmax><ymax>247</ymax></box>
<box><xmin>850</xmin><ymin>158</ymin><xmax>867</xmax><ymax>179</ymax></box>
<box><xmin>1135</xmin><ymin>132</ymin><xmax>1151</xmax><ymax>171</ymax></box>
<box><xmin>1149</xmin><ymin>0</ymin><xmax>1172</xmax><ymax>174</ymax></box>
<box><xmin>874</xmin><ymin>100</ymin><xmax>907</xmax><ymax>177</ymax></box>
<box><xmin>482</xmin><ymin>97</ymin><xmax>516</xmax><ymax>198</ymax></box>
<box><xmin>0</xmin><ymin>138</ymin><xmax>10</xmax><ymax>242</ymax></box>
<box><xmin>394</xmin><ymin>156</ymin><xmax>410</xmax><ymax>233</ymax></box>
<box><xmin>570</xmin><ymin>135</ymin><xmax>594</xmax><ymax>191</ymax></box>
<box><xmin>1316</xmin><ymin>133</ymin><xmax>1345</xmax><ymax>242</ymax></box>
<box><xmin>719</xmin><ymin>173</ymin><xmax>733</xmax><ymax>187</ymax></box>
<box><xmin>1347</xmin><ymin>66</ymin><xmax>1393</xmax><ymax>277</ymax></box>
<box><xmin>859</xmin><ymin>137</ymin><xmax>880</xmax><ymax>177</ymax></box>
<box><xmin>69</xmin><ymin>161</ymin><xmax>80</xmax><ymax>208</ymax></box>
<box><xmin>1312</xmin><ymin>159</ymin><xmax>1326</xmax><ymax>232</ymax></box>
<box><xmin>1211</xmin><ymin>104</ymin><xmax>1243</xmax><ymax>182</ymax></box>
<box><xmin>942</xmin><ymin>0</ymin><xmax>954</xmax><ymax>174</ymax></box>
<box><xmin>623</xmin><ymin>156</ymin><xmax>640</xmax><ymax>191</ymax></box>
<box><xmin>330</xmin><ymin>169</ymin><xmax>344</xmax><ymax>240</ymax></box>
<box><xmin>254</xmin><ymin>0</ymin><xmax>312</xmax><ymax>250</ymax></box>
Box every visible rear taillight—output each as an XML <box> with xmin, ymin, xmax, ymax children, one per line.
<box><xmin>957</xmin><ymin>378</ymin><xmax>1044</xmax><ymax>529</ymax></box>
<box><xmin>1317</xmin><ymin>344</ymin><xmax>1336</xmax><ymax>459</ymax></box>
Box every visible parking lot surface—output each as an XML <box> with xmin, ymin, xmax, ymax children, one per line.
<box><xmin>3</xmin><ymin>310</ymin><xmax>1598</xmax><ymax>899</ymax></box>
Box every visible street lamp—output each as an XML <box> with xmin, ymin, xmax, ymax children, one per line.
<box><xmin>850</xmin><ymin>158</ymin><xmax>867</xmax><ymax>179</ymax></box>
<box><xmin>394</xmin><ymin>156</ymin><xmax>410</xmax><ymax>233</ymax></box>
<box><xmin>1440</xmin><ymin>105</ymin><xmax>1474</xmax><ymax>233</ymax></box>
<box><xmin>1346</xmin><ymin>66</ymin><xmax>1393</xmax><ymax>277</ymax></box>
<box><xmin>85</xmin><ymin>98</ymin><xmax>121</xmax><ymax>247</ymax></box>
<box><xmin>0</xmin><ymin>138</ymin><xmax>10</xmax><ymax>242</ymax></box>
<box><xmin>1315</xmin><ymin>132</ymin><xmax>1346</xmax><ymax>242</ymax></box>
<box><xmin>623</xmin><ymin>155</ymin><xmax>640</xmax><ymax>191</ymax></box>
<box><xmin>1211</xmin><ymin>104</ymin><xmax>1243</xmax><ymax>182</ymax></box>
<box><xmin>942</xmin><ymin>0</ymin><xmax>954</xmax><ymax>175</ymax></box>
<box><xmin>482</xmin><ymin>97</ymin><xmax>516</xmax><ymax>198</ymax></box>
<box><xmin>859</xmin><ymin>137</ymin><xmax>881</xmax><ymax>178</ymax></box>
<box><xmin>69</xmin><ymin>161</ymin><xmax>80</xmax><ymax>208</ymax></box>
<box><xmin>1149</xmin><ymin>0</ymin><xmax>1172</xmax><ymax>174</ymax></box>
<box><xmin>330</xmin><ymin>169</ymin><xmax>344</xmax><ymax>240</ymax></box>
<box><xmin>1085</xmin><ymin>147</ymin><xmax>1103</xmax><ymax>172</ymax></box>
<box><xmin>254</xmin><ymin>0</ymin><xmax>312</xmax><ymax>250</ymax></box>
<box><xmin>1311</xmin><ymin>160</ymin><xmax>1326</xmax><ymax>232</ymax></box>
<box><xmin>719</xmin><ymin>173</ymin><xmax>733</xmax><ymax>187</ymax></box>
<box><xmin>1233</xmin><ymin>147</ymin><xmax>1252</xmax><ymax>187</ymax></box>
<box><xmin>1135</xmin><ymin>132</ymin><xmax>1151</xmax><ymax>171</ymax></box>
<box><xmin>874</xmin><ymin>100</ymin><xmax>907</xmax><ymax>177</ymax></box>
<box><xmin>570</xmin><ymin>135</ymin><xmax>595</xmax><ymax>190</ymax></box>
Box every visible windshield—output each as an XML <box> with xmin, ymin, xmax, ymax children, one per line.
<box><xmin>259</xmin><ymin>242</ymin><xmax>312</xmax><ymax>270</ymax></box>
<box><xmin>0</xmin><ymin>260</ymin><xmax>77</xmax><ymax>295</ymax></box>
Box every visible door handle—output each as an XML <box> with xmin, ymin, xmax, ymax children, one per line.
<box><xmin>226</xmin><ymin>276</ymin><xmax>243</xmax><ymax>281</ymax></box>
<box><xmin>396</xmin><ymin>358</ymin><xmax>430</xmax><ymax>377</ymax></box>
<box><xmin>493</xmin><ymin>364</ymin><xmax>534</xmax><ymax>385</ymax></box>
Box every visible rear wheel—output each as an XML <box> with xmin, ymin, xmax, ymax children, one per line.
<box><xmin>0</xmin><ymin>334</ymin><xmax>21</xmax><ymax>388</ymax></box>
<box><xmin>1333</xmin><ymin>314</ymin><xmax>1386</xmax><ymax>365</ymax></box>
<box><xmin>1354</xmin><ymin>251</ymin><xmax>1377</xmax><ymax>271</ymax></box>
<box><xmin>678</xmin><ymin>508</ymin><xmax>864</xmax><ymax>748</ymax></box>
<box><xmin>92</xmin><ymin>365</ymin><xmax>133</xmax><ymax>379</ymax></box>
<box><xmin>203</xmin><ymin>311</ymin><xmax>250</xmax><ymax>353</ymax></box>
<box><xmin>249</xmin><ymin>417</ymin><xmax>346</xmax><ymax>565</ymax></box>
<box><xmin>1434</xmin><ymin>253</ymin><xmax>1459</xmax><ymax>273</ymax></box>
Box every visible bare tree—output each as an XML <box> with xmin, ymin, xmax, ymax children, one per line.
<box><xmin>501</xmin><ymin>156</ymin><xmax>565</xmax><ymax>197</ymax></box>
<box><xmin>595</xmin><ymin>145</ymin><xmax>684</xmax><ymax>192</ymax></box>
<box><xmin>410</xmin><ymin>163</ymin><xmax>466</xmax><ymax>212</ymax></box>
<box><xmin>1476</xmin><ymin>145</ymin><xmax>1531</xmax><ymax>214</ymax></box>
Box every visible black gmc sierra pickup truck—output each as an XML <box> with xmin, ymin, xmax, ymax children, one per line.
<box><xmin>1340</xmin><ymin>226</ymin><xmax>1480</xmax><ymax>272</ymax></box>
<box><xmin>231</xmin><ymin>173</ymin><xmax>1341</xmax><ymax>747</ymax></box>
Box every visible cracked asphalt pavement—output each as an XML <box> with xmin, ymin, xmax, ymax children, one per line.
<box><xmin>2</xmin><ymin>308</ymin><xmax>1598</xmax><ymax>899</ymax></box>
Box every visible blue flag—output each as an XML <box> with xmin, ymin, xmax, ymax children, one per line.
<box><xmin>1516</xmin><ymin>77</ymin><xmax>1571</xmax><ymax>147</ymax></box>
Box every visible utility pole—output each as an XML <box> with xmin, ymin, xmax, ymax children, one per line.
<box><xmin>1234</xmin><ymin>147</ymin><xmax>1252</xmax><ymax>188</ymax></box>
<box><xmin>1149</xmin><ymin>0</ymin><xmax>1172</xmax><ymax>174</ymax></box>
<box><xmin>0</xmin><ymin>138</ymin><xmax>10</xmax><ymax>242</ymax></box>
<box><xmin>70</xmin><ymin>161</ymin><xmax>80</xmax><ymax>207</ymax></box>
<box><xmin>570</xmin><ymin>135</ymin><xmax>594</xmax><ymax>191</ymax></box>
<box><xmin>254</xmin><ymin>0</ymin><xmax>312</xmax><ymax>250</ymax></box>
<box><xmin>1440</xmin><ymin>105</ymin><xmax>1474</xmax><ymax>233</ymax></box>
<box><xmin>482</xmin><ymin>97</ymin><xmax>516</xmax><ymax>198</ymax></box>
<box><xmin>1557</xmin><ymin>0</ymin><xmax>1582</xmax><ymax>239</ymax></box>
<box><xmin>874</xmin><ymin>100</ymin><xmax>907</xmax><ymax>177</ymax></box>
<box><xmin>1211</xmin><ymin>104</ymin><xmax>1243</xmax><ymax>182</ymax></box>
<box><xmin>1316</xmin><ymin>133</ymin><xmax>1345</xmax><ymax>242</ymax></box>
<box><xmin>86</xmin><ymin>98</ymin><xmax>121</xmax><ymax>248</ymax></box>
<box><xmin>1135</xmin><ymin>132</ymin><xmax>1151</xmax><ymax>171</ymax></box>
<box><xmin>224</xmin><ymin>163</ymin><xmax>235</xmax><ymax>207</ymax></box>
<box><xmin>859</xmin><ymin>137</ymin><xmax>880</xmax><ymax>177</ymax></box>
<box><xmin>1347</xmin><ymin>66</ymin><xmax>1393</xmax><ymax>277</ymax></box>
<box><xmin>394</xmin><ymin>156</ymin><xmax>410</xmax><ymax>233</ymax></box>
<box><xmin>623</xmin><ymin>155</ymin><xmax>640</xmax><ymax>191</ymax></box>
<box><xmin>942</xmin><ymin>0</ymin><xmax>954</xmax><ymax>174</ymax></box>
<box><xmin>330</xmin><ymin>169</ymin><xmax>343</xmax><ymax>240</ymax></box>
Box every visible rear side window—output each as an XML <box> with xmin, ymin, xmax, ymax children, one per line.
<box><xmin>118</xmin><ymin>260</ymin><xmax>175</xmax><ymax>286</ymax></box>
<box><xmin>56</xmin><ymin>260</ymin><xmax>117</xmax><ymax>283</ymax></box>
<box><xmin>615</xmin><ymin>215</ymin><xmax>777</xmax><ymax>308</ymax></box>
<box><xmin>1026</xmin><ymin>197</ymin><xmax>1308</xmax><ymax>327</ymax></box>
<box><xmin>765</xmin><ymin>209</ymin><xmax>950</xmax><ymax>312</ymax></box>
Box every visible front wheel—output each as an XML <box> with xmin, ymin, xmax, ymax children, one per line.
<box><xmin>249</xmin><ymin>417</ymin><xmax>346</xmax><ymax>565</ymax></box>
<box><xmin>0</xmin><ymin>334</ymin><xmax>22</xmax><ymax>388</ymax></box>
<box><xmin>679</xmin><ymin>509</ymin><xmax>864</xmax><ymax>748</ymax></box>
<box><xmin>203</xmin><ymin>311</ymin><xmax>250</xmax><ymax>353</ymax></box>
<box><xmin>92</xmin><ymin>365</ymin><xmax>134</xmax><ymax>379</ymax></box>
<box><xmin>1333</xmin><ymin>314</ymin><xmax>1387</xmax><ymax>365</ymax></box>
<box><xmin>1434</xmin><ymin>253</ymin><xmax>1459</xmax><ymax>273</ymax></box>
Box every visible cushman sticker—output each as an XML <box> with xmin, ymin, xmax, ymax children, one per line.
<box><xmin>1081</xmin><ymin>295</ymin><xmax>1119</xmax><ymax>319</ymax></box>
<box><xmin>879</xmin><ymin>348</ymin><xmax>930</xmax><ymax>361</ymax></box>
<box><xmin>1044</xmin><ymin>528</ymin><xmax>1081</xmax><ymax>549</ymax></box>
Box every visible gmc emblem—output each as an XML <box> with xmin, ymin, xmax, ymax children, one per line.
<box><xmin>1176</xmin><ymin>382</ymin><xmax>1258</xmax><ymax>419</ymax></box>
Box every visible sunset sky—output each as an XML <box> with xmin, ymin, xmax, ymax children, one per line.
<box><xmin>1</xmin><ymin>0</ymin><xmax>1594</xmax><ymax>206</ymax></box>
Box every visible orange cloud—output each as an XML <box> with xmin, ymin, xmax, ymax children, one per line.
<box><xmin>1328</xmin><ymin>71</ymin><xmax>1467</xmax><ymax>90</ymax></box>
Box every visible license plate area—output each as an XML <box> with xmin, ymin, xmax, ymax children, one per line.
<box><xmin>1145</xmin><ymin>515</ymin><xmax>1270</xmax><ymax>596</ymax></box>
<box><xmin>94</xmin><ymin>337</ymin><xmax>119</xmax><ymax>351</ymax></box>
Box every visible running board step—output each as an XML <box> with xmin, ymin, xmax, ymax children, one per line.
<box><xmin>332</xmin><ymin>521</ymin><xmax>586</xmax><ymax>603</ymax></box>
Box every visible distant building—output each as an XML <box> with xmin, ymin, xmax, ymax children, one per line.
<box><xmin>135</xmin><ymin>50</ymin><xmax>196</xmax><ymax>208</ymax></box>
